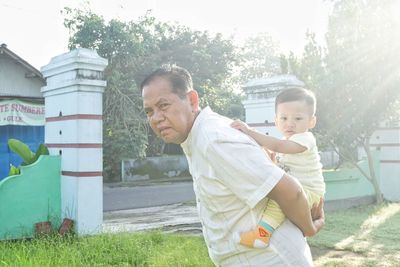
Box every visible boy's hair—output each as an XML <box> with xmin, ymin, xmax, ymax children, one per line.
<box><xmin>140</xmin><ymin>64</ymin><xmax>193</xmax><ymax>99</ymax></box>
<box><xmin>275</xmin><ymin>88</ymin><xmax>316</xmax><ymax>115</ymax></box>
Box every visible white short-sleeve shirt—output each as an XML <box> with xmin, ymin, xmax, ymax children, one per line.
<box><xmin>181</xmin><ymin>107</ymin><xmax>314</xmax><ymax>267</ymax></box>
<box><xmin>277</xmin><ymin>132</ymin><xmax>325</xmax><ymax>195</ymax></box>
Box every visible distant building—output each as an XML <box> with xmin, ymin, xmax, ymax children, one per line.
<box><xmin>242</xmin><ymin>74</ymin><xmax>305</xmax><ymax>138</ymax></box>
<box><xmin>0</xmin><ymin>44</ymin><xmax>46</xmax><ymax>179</ymax></box>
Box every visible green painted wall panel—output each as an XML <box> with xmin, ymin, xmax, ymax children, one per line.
<box><xmin>0</xmin><ymin>155</ymin><xmax>61</xmax><ymax>240</ymax></box>
<box><xmin>323</xmin><ymin>152</ymin><xmax>379</xmax><ymax>201</ymax></box>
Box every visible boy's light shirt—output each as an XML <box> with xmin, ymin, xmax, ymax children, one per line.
<box><xmin>278</xmin><ymin>132</ymin><xmax>325</xmax><ymax>195</ymax></box>
<box><xmin>181</xmin><ymin>107</ymin><xmax>314</xmax><ymax>267</ymax></box>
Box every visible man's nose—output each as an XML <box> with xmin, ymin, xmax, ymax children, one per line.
<box><xmin>152</xmin><ymin>109</ymin><xmax>165</xmax><ymax>123</ymax></box>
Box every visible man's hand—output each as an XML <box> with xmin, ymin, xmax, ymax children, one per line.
<box><xmin>306</xmin><ymin>197</ymin><xmax>325</xmax><ymax>237</ymax></box>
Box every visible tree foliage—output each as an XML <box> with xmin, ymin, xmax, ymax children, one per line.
<box><xmin>63</xmin><ymin>8</ymin><xmax>242</xmax><ymax>180</ymax></box>
<box><xmin>238</xmin><ymin>33</ymin><xmax>282</xmax><ymax>82</ymax></box>
<box><xmin>294</xmin><ymin>0</ymin><xmax>400</xmax><ymax>203</ymax></box>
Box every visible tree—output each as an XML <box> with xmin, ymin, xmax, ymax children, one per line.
<box><xmin>63</xmin><ymin>8</ymin><xmax>243</xmax><ymax>180</ymax></box>
<box><xmin>299</xmin><ymin>0</ymin><xmax>400</xmax><ymax>203</ymax></box>
<box><xmin>238</xmin><ymin>33</ymin><xmax>282</xmax><ymax>83</ymax></box>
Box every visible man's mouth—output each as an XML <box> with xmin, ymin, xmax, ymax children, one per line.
<box><xmin>159</xmin><ymin>127</ymin><xmax>171</xmax><ymax>135</ymax></box>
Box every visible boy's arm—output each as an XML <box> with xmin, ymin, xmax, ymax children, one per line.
<box><xmin>267</xmin><ymin>174</ymin><xmax>324</xmax><ymax>236</ymax></box>
<box><xmin>231</xmin><ymin>120</ymin><xmax>306</xmax><ymax>154</ymax></box>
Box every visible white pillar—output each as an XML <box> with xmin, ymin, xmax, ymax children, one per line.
<box><xmin>243</xmin><ymin>97</ymin><xmax>280</xmax><ymax>137</ymax></box>
<box><xmin>40</xmin><ymin>48</ymin><xmax>108</xmax><ymax>234</ymax></box>
<box><xmin>369</xmin><ymin>124</ymin><xmax>400</xmax><ymax>201</ymax></box>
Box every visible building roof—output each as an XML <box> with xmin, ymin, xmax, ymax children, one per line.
<box><xmin>243</xmin><ymin>74</ymin><xmax>304</xmax><ymax>90</ymax></box>
<box><xmin>0</xmin><ymin>43</ymin><xmax>45</xmax><ymax>83</ymax></box>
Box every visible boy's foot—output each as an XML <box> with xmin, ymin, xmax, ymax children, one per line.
<box><xmin>234</xmin><ymin>224</ymin><xmax>273</xmax><ymax>248</ymax></box>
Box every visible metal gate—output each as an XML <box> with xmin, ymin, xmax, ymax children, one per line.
<box><xmin>0</xmin><ymin>125</ymin><xmax>44</xmax><ymax>180</ymax></box>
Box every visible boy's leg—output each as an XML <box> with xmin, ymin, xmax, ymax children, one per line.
<box><xmin>304</xmin><ymin>189</ymin><xmax>323</xmax><ymax>209</ymax></box>
<box><xmin>236</xmin><ymin>199</ymin><xmax>285</xmax><ymax>248</ymax></box>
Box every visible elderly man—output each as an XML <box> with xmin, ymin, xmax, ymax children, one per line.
<box><xmin>141</xmin><ymin>65</ymin><xmax>324</xmax><ymax>267</ymax></box>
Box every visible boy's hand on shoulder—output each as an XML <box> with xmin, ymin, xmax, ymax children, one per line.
<box><xmin>231</xmin><ymin>119</ymin><xmax>252</xmax><ymax>134</ymax></box>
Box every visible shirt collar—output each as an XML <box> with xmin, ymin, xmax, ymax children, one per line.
<box><xmin>181</xmin><ymin>106</ymin><xmax>213</xmax><ymax>157</ymax></box>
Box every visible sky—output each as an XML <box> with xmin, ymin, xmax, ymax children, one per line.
<box><xmin>0</xmin><ymin>0</ymin><xmax>332</xmax><ymax>70</ymax></box>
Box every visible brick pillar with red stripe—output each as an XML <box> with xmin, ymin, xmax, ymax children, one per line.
<box><xmin>40</xmin><ymin>48</ymin><xmax>108</xmax><ymax>234</ymax></box>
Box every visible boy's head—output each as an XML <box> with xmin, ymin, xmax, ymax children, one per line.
<box><xmin>274</xmin><ymin>88</ymin><xmax>317</xmax><ymax>138</ymax></box>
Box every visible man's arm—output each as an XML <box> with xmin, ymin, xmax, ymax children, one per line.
<box><xmin>205</xmin><ymin>133</ymin><xmax>324</xmax><ymax>236</ymax></box>
<box><xmin>267</xmin><ymin>174</ymin><xmax>324</xmax><ymax>236</ymax></box>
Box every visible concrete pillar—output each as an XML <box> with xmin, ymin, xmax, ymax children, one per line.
<box><xmin>40</xmin><ymin>48</ymin><xmax>108</xmax><ymax>234</ymax></box>
<box><xmin>369</xmin><ymin>123</ymin><xmax>400</xmax><ymax>201</ymax></box>
<box><xmin>243</xmin><ymin>97</ymin><xmax>279</xmax><ymax>137</ymax></box>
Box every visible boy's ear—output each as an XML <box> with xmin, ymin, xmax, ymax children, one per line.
<box><xmin>309</xmin><ymin>116</ymin><xmax>317</xmax><ymax>129</ymax></box>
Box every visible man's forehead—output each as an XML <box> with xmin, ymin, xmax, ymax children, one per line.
<box><xmin>144</xmin><ymin>76</ymin><xmax>172</xmax><ymax>90</ymax></box>
<box><xmin>143</xmin><ymin>85</ymin><xmax>176</xmax><ymax>108</ymax></box>
<box><xmin>143</xmin><ymin>77</ymin><xmax>172</xmax><ymax>95</ymax></box>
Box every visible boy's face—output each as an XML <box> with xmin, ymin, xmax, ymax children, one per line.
<box><xmin>275</xmin><ymin>100</ymin><xmax>316</xmax><ymax>139</ymax></box>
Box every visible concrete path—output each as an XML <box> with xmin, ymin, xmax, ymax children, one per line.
<box><xmin>103</xmin><ymin>181</ymin><xmax>195</xmax><ymax>211</ymax></box>
<box><xmin>102</xmin><ymin>203</ymin><xmax>202</xmax><ymax>235</ymax></box>
<box><xmin>101</xmin><ymin>179</ymin><xmax>373</xmax><ymax>236</ymax></box>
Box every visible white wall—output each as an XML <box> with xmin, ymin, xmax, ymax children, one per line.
<box><xmin>0</xmin><ymin>56</ymin><xmax>44</xmax><ymax>97</ymax></box>
<box><xmin>363</xmin><ymin>126</ymin><xmax>400</xmax><ymax>201</ymax></box>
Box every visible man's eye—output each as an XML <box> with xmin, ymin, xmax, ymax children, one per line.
<box><xmin>160</xmin><ymin>103</ymin><xmax>169</xmax><ymax>109</ymax></box>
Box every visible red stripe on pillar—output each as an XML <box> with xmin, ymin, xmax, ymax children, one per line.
<box><xmin>46</xmin><ymin>143</ymin><xmax>102</xmax><ymax>148</ymax></box>
<box><xmin>248</xmin><ymin>122</ymin><xmax>275</xmax><ymax>127</ymax></box>
<box><xmin>46</xmin><ymin>114</ymin><xmax>102</xmax><ymax>122</ymax></box>
<box><xmin>370</xmin><ymin>143</ymin><xmax>400</xmax><ymax>147</ymax></box>
<box><xmin>381</xmin><ymin>160</ymin><xmax>400</xmax><ymax>164</ymax></box>
<box><xmin>62</xmin><ymin>171</ymin><xmax>103</xmax><ymax>177</ymax></box>
<box><xmin>376</xmin><ymin>127</ymin><xmax>400</xmax><ymax>130</ymax></box>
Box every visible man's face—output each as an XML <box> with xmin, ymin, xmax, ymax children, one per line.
<box><xmin>142</xmin><ymin>77</ymin><xmax>198</xmax><ymax>144</ymax></box>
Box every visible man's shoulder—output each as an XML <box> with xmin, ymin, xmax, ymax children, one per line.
<box><xmin>195</xmin><ymin>113</ymin><xmax>254</xmax><ymax>145</ymax></box>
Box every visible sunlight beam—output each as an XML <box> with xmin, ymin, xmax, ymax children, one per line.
<box><xmin>335</xmin><ymin>204</ymin><xmax>400</xmax><ymax>250</ymax></box>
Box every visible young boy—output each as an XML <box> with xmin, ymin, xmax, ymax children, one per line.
<box><xmin>231</xmin><ymin>87</ymin><xmax>325</xmax><ymax>248</ymax></box>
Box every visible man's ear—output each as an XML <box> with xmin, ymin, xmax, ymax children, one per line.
<box><xmin>187</xmin><ymin>90</ymin><xmax>199</xmax><ymax>111</ymax></box>
<box><xmin>309</xmin><ymin>116</ymin><xmax>317</xmax><ymax>129</ymax></box>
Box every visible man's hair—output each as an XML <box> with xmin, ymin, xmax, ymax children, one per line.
<box><xmin>140</xmin><ymin>64</ymin><xmax>193</xmax><ymax>98</ymax></box>
<box><xmin>275</xmin><ymin>87</ymin><xmax>316</xmax><ymax>115</ymax></box>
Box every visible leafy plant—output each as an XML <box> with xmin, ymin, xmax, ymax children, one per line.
<box><xmin>7</xmin><ymin>139</ymin><xmax>49</xmax><ymax>176</ymax></box>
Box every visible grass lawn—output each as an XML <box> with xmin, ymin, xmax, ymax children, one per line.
<box><xmin>0</xmin><ymin>232</ymin><xmax>214</xmax><ymax>267</ymax></box>
<box><xmin>1</xmin><ymin>203</ymin><xmax>399</xmax><ymax>267</ymax></box>
<box><xmin>309</xmin><ymin>202</ymin><xmax>400</xmax><ymax>267</ymax></box>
